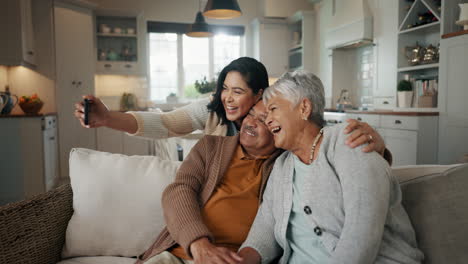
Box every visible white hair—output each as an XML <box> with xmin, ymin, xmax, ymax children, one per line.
<box><xmin>263</xmin><ymin>70</ymin><xmax>326</xmax><ymax>127</ymax></box>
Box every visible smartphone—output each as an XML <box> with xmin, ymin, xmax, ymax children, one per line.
<box><xmin>83</xmin><ymin>98</ymin><xmax>90</xmax><ymax>126</ymax></box>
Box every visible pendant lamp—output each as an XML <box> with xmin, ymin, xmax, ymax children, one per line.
<box><xmin>203</xmin><ymin>0</ymin><xmax>242</xmax><ymax>19</ymax></box>
<box><xmin>187</xmin><ymin>0</ymin><xmax>213</xmax><ymax>37</ymax></box>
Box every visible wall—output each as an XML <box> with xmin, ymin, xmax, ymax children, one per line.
<box><xmin>0</xmin><ymin>66</ymin><xmax>7</xmax><ymax>90</ymax></box>
<box><xmin>7</xmin><ymin>66</ymin><xmax>56</xmax><ymax>114</ymax></box>
<box><xmin>314</xmin><ymin>0</ymin><xmax>377</xmax><ymax>109</ymax></box>
<box><xmin>95</xmin><ymin>75</ymin><xmax>150</xmax><ymax>110</ymax></box>
<box><xmin>89</xmin><ymin>0</ymin><xmax>259</xmax><ymax>100</ymax></box>
<box><xmin>90</xmin><ymin>0</ymin><xmax>259</xmax><ymax>26</ymax></box>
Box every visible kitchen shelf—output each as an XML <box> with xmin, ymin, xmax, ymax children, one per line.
<box><xmin>289</xmin><ymin>44</ymin><xmax>302</xmax><ymax>52</ymax></box>
<box><xmin>398</xmin><ymin>63</ymin><xmax>439</xmax><ymax>72</ymax></box>
<box><xmin>398</xmin><ymin>21</ymin><xmax>440</xmax><ymax>35</ymax></box>
<box><xmin>97</xmin><ymin>33</ymin><xmax>137</xmax><ymax>38</ymax></box>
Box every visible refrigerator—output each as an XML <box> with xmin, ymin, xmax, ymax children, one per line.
<box><xmin>0</xmin><ymin>115</ymin><xmax>59</xmax><ymax>206</ymax></box>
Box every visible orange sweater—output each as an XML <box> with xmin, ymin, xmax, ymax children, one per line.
<box><xmin>170</xmin><ymin>145</ymin><xmax>270</xmax><ymax>259</ymax></box>
<box><xmin>136</xmin><ymin>135</ymin><xmax>282</xmax><ymax>263</ymax></box>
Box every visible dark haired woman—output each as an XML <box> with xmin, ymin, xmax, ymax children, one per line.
<box><xmin>74</xmin><ymin>57</ymin><xmax>386</xmax><ymax>154</ymax></box>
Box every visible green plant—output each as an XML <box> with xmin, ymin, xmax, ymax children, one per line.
<box><xmin>194</xmin><ymin>76</ymin><xmax>216</xmax><ymax>94</ymax></box>
<box><xmin>184</xmin><ymin>83</ymin><xmax>200</xmax><ymax>98</ymax></box>
<box><xmin>397</xmin><ymin>80</ymin><xmax>413</xmax><ymax>92</ymax></box>
<box><xmin>168</xmin><ymin>92</ymin><xmax>177</xmax><ymax>97</ymax></box>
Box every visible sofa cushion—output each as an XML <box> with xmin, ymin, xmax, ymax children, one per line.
<box><xmin>57</xmin><ymin>256</ymin><xmax>136</xmax><ymax>264</ymax></box>
<box><xmin>400</xmin><ymin>164</ymin><xmax>468</xmax><ymax>264</ymax></box>
<box><xmin>62</xmin><ymin>148</ymin><xmax>181</xmax><ymax>258</ymax></box>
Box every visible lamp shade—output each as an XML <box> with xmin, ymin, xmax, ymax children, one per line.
<box><xmin>187</xmin><ymin>11</ymin><xmax>213</xmax><ymax>37</ymax></box>
<box><xmin>203</xmin><ymin>0</ymin><xmax>242</xmax><ymax>19</ymax></box>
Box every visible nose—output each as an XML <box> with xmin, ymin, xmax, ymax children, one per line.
<box><xmin>226</xmin><ymin>90</ymin><xmax>234</xmax><ymax>102</ymax></box>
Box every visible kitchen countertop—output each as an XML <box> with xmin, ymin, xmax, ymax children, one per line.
<box><xmin>325</xmin><ymin>109</ymin><xmax>439</xmax><ymax>116</ymax></box>
<box><xmin>0</xmin><ymin>112</ymin><xmax>57</xmax><ymax>118</ymax></box>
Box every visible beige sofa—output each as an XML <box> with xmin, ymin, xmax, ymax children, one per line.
<box><xmin>0</xmin><ymin>151</ymin><xmax>467</xmax><ymax>264</ymax></box>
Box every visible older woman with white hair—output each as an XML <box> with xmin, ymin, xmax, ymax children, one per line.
<box><xmin>238</xmin><ymin>70</ymin><xmax>424</xmax><ymax>264</ymax></box>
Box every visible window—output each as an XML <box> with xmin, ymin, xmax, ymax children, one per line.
<box><xmin>149</xmin><ymin>33</ymin><xmax>242</xmax><ymax>101</ymax></box>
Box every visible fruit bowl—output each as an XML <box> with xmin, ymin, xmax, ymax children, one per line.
<box><xmin>19</xmin><ymin>100</ymin><xmax>43</xmax><ymax>114</ymax></box>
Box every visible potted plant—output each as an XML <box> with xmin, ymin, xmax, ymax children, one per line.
<box><xmin>397</xmin><ymin>80</ymin><xmax>413</xmax><ymax>108</ymax></box>
<box><xmin>166</xmin><ymin>92</ymin><xmax>178</xmax><ymax>103</ymax></box>
<box><xmin>194</xmin><ymin>76</ymin><xmax>216</xmax><ymax>96</ymax></box>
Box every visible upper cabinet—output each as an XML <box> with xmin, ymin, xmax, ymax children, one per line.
<box><xmin>249</xmin><ymin>18</ymin><xmax>289</xmax><ymax>78</ymax></box>
<box><xmin>373</xmin><ymin>0</ymin><xmax>398</xmax><ymax>108</ymax></box>
<box><xmin>396</xmin><ymin>0</ymin><xmax>443</xmax><ymax>110</ymax></box>
<box><xmin>0</xmin><ymin>0</ymin><xmax>36</xmax><ymax>66</ymax></box>
<box><xmin>95</xmin><ymin>12</ymin><xmax>143</xmax><ymax>75</ymax></box>
<box><xmin>287</xmin><ymin>10</ymin><xmax>315</xmax><ymax>72</ymax></box>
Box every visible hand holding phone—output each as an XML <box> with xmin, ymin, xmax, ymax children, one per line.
<box><xmin>84</xmin><ymin>98</ymin><xmax>90</xmax><ymax>126</ymax></box>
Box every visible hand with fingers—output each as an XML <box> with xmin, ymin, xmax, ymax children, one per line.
<box><xmin>190</xmin><ymin>238</ymin><xmax>243</xmax><ymax>264</ymax></box>
<box><xmin>74</xmin><ymin>95</ymin><xmax>110</xmax><ymax>128</ymax></box>
<box><xmin>343</xmin><ymin>119</ymin><xmax>386</xmax><ymax>155</ymax></box>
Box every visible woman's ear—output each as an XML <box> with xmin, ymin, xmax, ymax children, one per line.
<box><xmin>301</xmin><ymin>98</ymin><xmax>313</xmax><ymax>119</ymax></box>
<box><xmin>255</xmin><ymin>89</ymin><xmax>264</xmax><ymax>102</ymax></box>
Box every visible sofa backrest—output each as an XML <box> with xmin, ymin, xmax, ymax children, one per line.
<box><xmin>394</xmin><ymin>164</ymin><xmax>468</xmax><ymax>264</ymax></box>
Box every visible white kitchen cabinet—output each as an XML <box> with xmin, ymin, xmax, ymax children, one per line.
<box><xmin>372</xmin><ymin>0</ymin><xmax>397</xmax><ymax>107</ymax></box>
<box><xmin>95</xmin><ymin>12</ymin><xmax>144</xmax><ymax>76</ymax></box>
<box><xmin>0</xmin><ymin>116</ymin><xmax>59</xmax><ymax>206</ymax></box>
<box><xmin>338</xmin><ymin>112</ymin><xmax>438</xmax><ymax>166</ymax></box>
<box><xmin>258</xmin><ymin>0</ymin><xmax>314</xmax><ymax>18</ymax></box>
<box><xmin>438</xmin><ymin>34</ymin><xmax>468</xmax><ymax>164</ymax></box>
<box><xmin>379</xmin><ymin>128</ymin><xmax>418</xmax><ymax>166</ymax></box>
<box><xmin>249</xmin><ymin>18</ymin><xmax>289</xmax><ymax>78</ymax></box>
<box><xmin>0</xmin><ymin>0</ymin><xmax>36</xmax><ymax>66</ymax></box>
<box><xmin>54</xmin><ymin>1</ymin><xmax>97</xmax><ymax>179</ymax></box>
<box><xmin>379</xmin><ymin>115</ymin><xmax>438</xmax><ymax>166</ymax></box>
<box><xmin>287</xmin><ymin>10</ymin><xmax>315</xmax><ymax>73</ymax></box>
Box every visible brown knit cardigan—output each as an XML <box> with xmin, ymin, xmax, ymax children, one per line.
<box><xmin>136</xmin><ymin>135</ymin><xmax>283</xmax><ymax>263</ymax></box>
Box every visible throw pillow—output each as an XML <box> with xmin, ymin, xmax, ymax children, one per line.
<box><xmin>62</xmin><ymin>148</ymin><xmax>181</xmax><ymax>258</ymax></box>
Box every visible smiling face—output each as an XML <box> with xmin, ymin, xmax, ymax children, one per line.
<box><xmin>265</xmin><ymin>95</ymin><xmax>306</xmax><ymax>151</ymax></box>
<box><xmin>239</xmin><ymin>101</ymin><xmax>276</xmax><ymax>157</ymax></box>
<box><xmin>221</xmin><ymin>71</ymin><xmax>262</xmax><ymax>124</ymax></box>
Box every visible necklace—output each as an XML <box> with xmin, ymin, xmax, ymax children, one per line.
<box><xmin>309</xmin><ymin>128</ymin><xmax>324</xmax><ymax>164</ymax></box>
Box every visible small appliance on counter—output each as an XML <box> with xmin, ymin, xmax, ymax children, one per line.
<box><xmin>336</xmin><ymin>89</ymin><xmax>353</xmax><ymax>112</ymax></box>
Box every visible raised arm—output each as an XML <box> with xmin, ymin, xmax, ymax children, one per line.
<box><xmin>74</xmin><ymin>95</ymin><xmax>211</xmax><ymax>139</ymax></box>
<box><xmin>329</xmin><ymin>130</ymin><xmax>392</xmax><ymax>264</ymax></box>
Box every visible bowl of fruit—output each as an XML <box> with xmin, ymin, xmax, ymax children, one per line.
<box><xmin>19</xmin><ymin>94</ymin><xmax>44</xmax><ymax>114</ymax></box>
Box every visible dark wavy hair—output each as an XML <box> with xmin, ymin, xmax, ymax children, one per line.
<box><xmin>207</xmin><ymin>57</ymin><xmax>269</xmax><ymax>125</ymax></box>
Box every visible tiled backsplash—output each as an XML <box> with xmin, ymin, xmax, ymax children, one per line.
<box><xmin>356</xmin><ymin>45</ymin><xmax>375</xmax><ymax>109</ymax></box>
<box><xmin>0</xmin><ymin>66</ymin><xmax>55</xmax><ymax>114</ymax></box>
<box><xmin>95</xmin><ymin>75</ymin><xmax>150</xmax><ymax>110</ymax></box>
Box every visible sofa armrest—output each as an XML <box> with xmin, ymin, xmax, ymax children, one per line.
<box><xmin>0</xmin><ymin>184</ymin><xmax>73</xmax><ymax>264</ymax></box>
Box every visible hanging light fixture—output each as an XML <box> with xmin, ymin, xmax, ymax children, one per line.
<box><xmin>203</xmin><ymin>0</ymin><xmax>242</xmax><ymax>19</ymax></box>
<box><xmin>187</xmin><ymin>0</ymin><xmax>213</xmax><ymax>37</ymax></box>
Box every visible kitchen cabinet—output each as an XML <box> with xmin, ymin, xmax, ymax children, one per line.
<box><xmin>0</xmin><ymin>0</ymin><xmax>36</xmax><ymax>66</ymax></box>
<box><xmin>95</xmin><ymin>13</ymin><xmax>143</xmax><ymax>75</ymax></box>
<box><xmin>394</xmin><ymin>0</ymin><xmax>463</xmax><ymax>110</ymax></box>
<box><xmin>249</xmin><ymin>18</ymin><xmax>289</xmax><ymax>78</ymax></box>
<box><xmin>336</xmin><ymin>112</ymin><xmax>438</xmax><ymax>166</ymax></box>
<box><xmin>380</xmin><ymin>115</ymin><xmax>438</xmax><ymax>166</ymax></box>
<box><xmin>0</xmin><ymin>116</ymin><xmax>59</xmax><ymax>206</ymax></box>
<box><xmin>54</xmin><ymin>1</ymin><xmax>97</xmax><ymax>179</ymax></box>
<box><xmin>372</xmin><ymin>0</ymin><xmax>398</xmax><ymax>108</ymax></box>
<box><xmin>438</xmin><ymin>34</ymin><xmax>468</xmax><ymax>164</ymax></box>
<box><xmin>287</xmin><ymin>10</ymin><xmax>315</xmax><ymax>72</ymax></box>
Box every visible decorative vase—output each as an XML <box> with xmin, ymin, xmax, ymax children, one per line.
<box><xmin>166</xmin><ymin>95</ymin><xmax>178</xmax><ymax>103</ymax></box>
<box><xmin>398</xmin><ymin>91</ymin><xmax>413</xmax><ymax>108</ymax></box>
<box><xmin>456</xmin><ymin>4</ymin><xmax>468</xmax><ymax>30</ymax></box>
